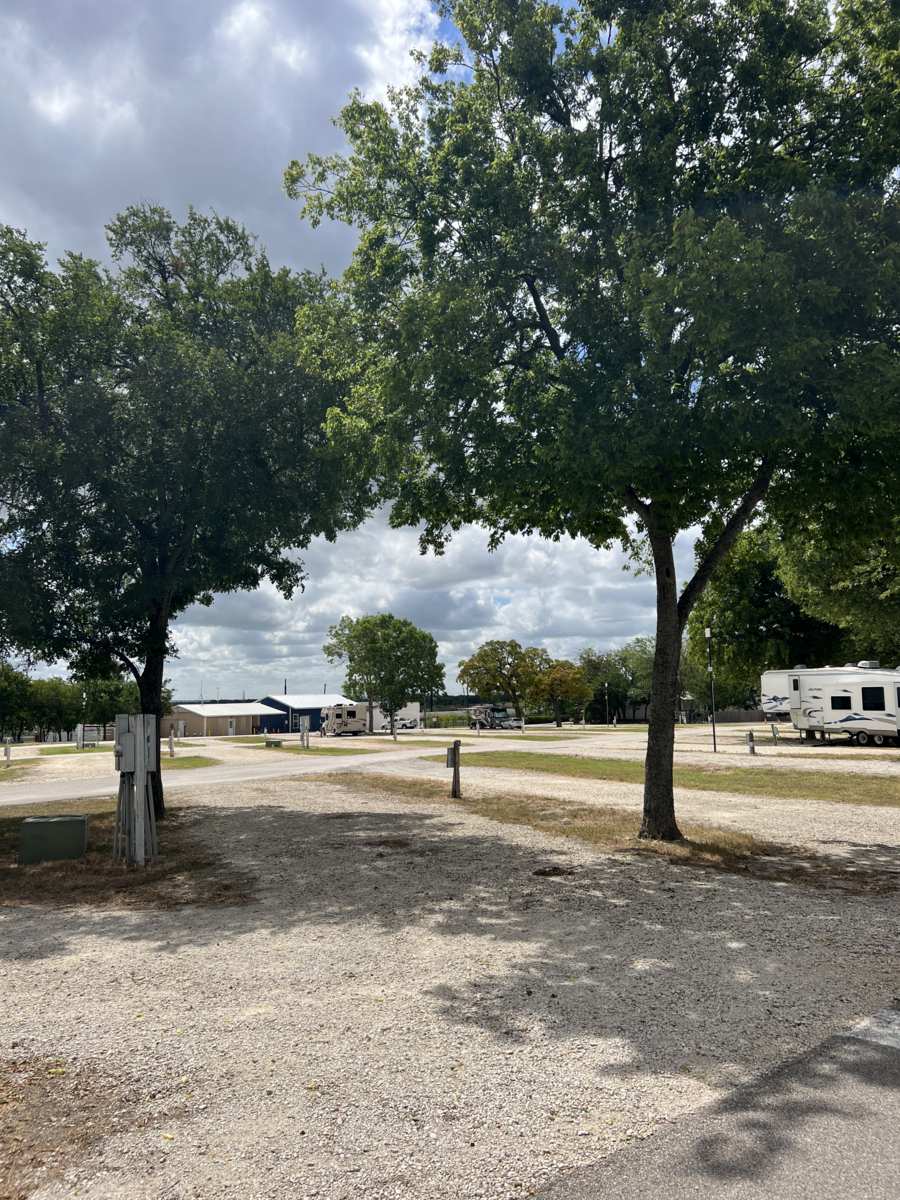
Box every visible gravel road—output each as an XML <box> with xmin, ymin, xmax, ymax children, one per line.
<box><xmin>2</xmin><ymin>770</ymin><xmax>898</xmax><ymax>1200</ymax></box>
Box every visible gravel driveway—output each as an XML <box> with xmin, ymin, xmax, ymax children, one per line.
<box><xmin>2</xmin><ymin>771</ymin><xmax>898</xmax><ymax>1200</ymax></box>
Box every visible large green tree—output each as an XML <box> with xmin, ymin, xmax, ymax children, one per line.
<box><xmin>686</xmin><ymin>526</ymin><xmax>848</xmax><ymax>706</ymax></box>
<box><xmin>287</xmin><ymin>0</ymin><xmax>900</xmax><ymax>838</ymax></box>
<box><xmin>456</xmin><ymin>639</ymin><xmax>548</xmax><ymax>718</ymax></box>
<box><xmin>526</xmin><ymin>658</ymin><xmax>592</xmax><ymax>726</ymax></box>
<box><xmin>327</xmin><ymin>612</ymin><xmax>445</xmax><ymax>736</ymax></box>
<box><xmin>0</xmin><ymin>206</ymin><xmax>370</xmax><ymax>816</ymax></box>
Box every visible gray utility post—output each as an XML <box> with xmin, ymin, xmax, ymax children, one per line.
<box><xmin>4</xmin><ymin>737</ymin><xmax>11</xmax><ymax>769</ymax></box>
<box><xmin>705</xmin><ymin>626</ymin><xmax>718</xmax><ymax>754</ymax></box>
<box><xmin>746</xmin><ymin>730</ymin><xmax>756</xmax><ymax>756</ymax></box>
<box><xmin>168</xmin><ymin>730</ymin><xmax>175</xmax><ymax>758</ymax></box>
<box><xmin>605</xmin><ymin>680</ymin><xmax>609</xmax><ymax>726</ymax></box>
<box><xmin>113</xmin><ymin>714</ymin><xmax>159</xmax><ymax>868</ymax></box>
<box><xmin>447</xmin><ymin>739</ymin><xmax>462</xmax><ymax>798</ymax></box>
<box><xmin>299</xmin><ymin>715</ymin><xmax>310</xmax><ymax>749</ymax></box>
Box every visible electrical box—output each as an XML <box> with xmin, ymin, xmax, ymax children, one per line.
<box><xmin>19</xmin><ymin>815</ymin><xmax>90</xmax><ymax>865</ymax></box>
<box><xmin>446</xmin><ymin>747</ymin><xmax>455</xmax><ymax>768</ymax></box>
<box><xmin>115</xmin><ymin>732</ymin><xmax>135</xmax><ymax>773</ymax></box>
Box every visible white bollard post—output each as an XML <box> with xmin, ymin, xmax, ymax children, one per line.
<box><xmin>169</xmin><ymin>730</ymin><xmax>175</xmax><ymax>758</ymax></box>
<box><xmin>4</xmin><ymin>738</ymin><xmax>10</xmax><ymax>769</ymax></box>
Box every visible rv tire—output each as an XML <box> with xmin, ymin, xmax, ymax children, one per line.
<box><xmin>857</xmin><ymin>731</ymin><xmax>870</xmax><ymax>746</ymax></box>
<box><xmin>873</xmin><ymin>734</ymin><xmax>886</xmax><ymax>746</ymax></box>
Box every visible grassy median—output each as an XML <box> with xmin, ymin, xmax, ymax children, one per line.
<box><xmin>425</xmin><ymin>751</ymin><xmax>900</xmax><ymax>807</ymax></box>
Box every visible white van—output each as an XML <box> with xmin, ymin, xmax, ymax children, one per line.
<box><xmin>761</xmin><ymin>662</ymin><xmax>900</xmax><ymax>745</ymax></box>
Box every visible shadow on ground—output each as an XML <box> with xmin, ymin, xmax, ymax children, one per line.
<box><xmin>535</xmin><ymin>1034</ymin><xmax>900</xmax><ymax>1197</ymax></box>
<box><xmin>1</xmin><ymin>779</ymin><xmax>898</xmax><ymax>1091</ymax></box>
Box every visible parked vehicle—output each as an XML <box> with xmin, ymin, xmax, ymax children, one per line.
<box><xmin>320</xmin><ymin>704</ymin><xmax>367</xmax><ymax>736</ymax></box>
<box><xmin>761</xmin><ymin>662</ymin><xmax>900</xmax><ymax>745</ymax></box>
<box><xmin>380</xmin><ymin>716</ymin><xmax>419</xmax><ymax>731</ymax></box>
<box><xmin>467</xmin><ymin>704</ymin><xmax>524</xmax><ymax>731</ymax></box>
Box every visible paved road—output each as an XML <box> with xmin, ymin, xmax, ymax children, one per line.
<box><xmin>538</xmin><ymin>1010</ymin><xmax>900</xmax><ymax>1200</ymax></box>
<box><xmin>0</xmin><ymin>747</ymin><xmax>436</xmax><ymax>808</ymax></box>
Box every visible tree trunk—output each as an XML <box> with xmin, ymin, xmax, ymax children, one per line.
<box><xmin>552</xmin><ymin>696</ymin><xmax>562</xmax><ymax>727</ymax></box>
<box><xmin>136</xmin><ymin>643</ymin><xmax>167</xmax><ymax>820</ymax></box>
<box><xmin>640</xmin><ymin>533</ymin><xmax>683</xmax><ymax>841</ymax></box>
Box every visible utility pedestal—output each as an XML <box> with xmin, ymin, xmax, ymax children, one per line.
<box><xmin>113</xmin><ymin>714</ymin><xmax>159</xmax><ymax>868</ymax></box>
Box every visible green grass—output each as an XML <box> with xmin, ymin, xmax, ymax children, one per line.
<box><xmin>38</xmin><ymin>745</ymin><xmax>111</xmax><ymax>756</ymax></box>
<box><xmin>159</xmin><ymin>755</ymin><xmax>219</xmax><ymax>770</ymax></box>
<box><xmin>0</xmin><ymin>766</ymin><xmax>29</xmax><ymax>784</ymax></box>
<box><xmin>426</xmin><ymin>750</ymin><xmax>900</xmax><ymax>807</ymax></box>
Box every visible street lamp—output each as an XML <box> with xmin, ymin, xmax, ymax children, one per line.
<box><xmin>705</xmin><ymin>626</ymin><xmax>717</xmax><ymax>754</ymax></box>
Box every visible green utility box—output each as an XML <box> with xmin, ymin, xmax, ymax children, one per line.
<box><xmin>19</xmin><ymin>815</ymin><xmax>91</xmax><ymax>865</ymax></box>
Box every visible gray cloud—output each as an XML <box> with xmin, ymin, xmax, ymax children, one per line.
<box><xmin>2</xmin><ymin>1</ymin><xmax>687</xmax><ymax>697</ymax></box>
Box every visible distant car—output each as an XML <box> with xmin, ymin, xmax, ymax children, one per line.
<box><xmin>380</xmin><ymin>716</ymin><xmax>419</xmax><ymax>731</ymax></box>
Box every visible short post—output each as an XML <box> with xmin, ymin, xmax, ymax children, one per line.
<box><xmin>75</xmin><ymin>723</ymin><xmax>84</xmax><ymax>750</ymax></box>
<box><xmin>771</xmin><ymin>722</ymin><xmax>780</xmax><ymax>745</ymax></box>
<box><xmin>299</xmin><ymin>715</ymin><xmax>309</xmax><ymax>749</ymax></box>
<box><xmin>746</xmin><ymin>730</ymin><xmax>756</xmax><ymax>756</ymax></box>
<box><xmin>168</xmin><ymin>730</ymin><xmax>175</xmax><ymax>758</ymax></box>
<box><xmin>4</xmin><ymin>737</ymin><xmax>11</xmax><ymax>768</ymax></box>
<box><xmin>448</xmin><ymin>738</ymin><xmax>462</xmax><ymax>798</ymax></box>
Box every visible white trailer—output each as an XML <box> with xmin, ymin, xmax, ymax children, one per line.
<box><xmin>320</xmin><ymin>704</ymin><xmax>367</xmax><ymax>737</ymax></box>
<box><xmin>761</xmin><ymin>662</ymin><xmax>900</xmax><ymax>745</ymax></box>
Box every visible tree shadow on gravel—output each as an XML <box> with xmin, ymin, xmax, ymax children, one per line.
<box><xmin>2</xmin><ymin>778</ymin><xmax>898</xmax><ymax>1097</ymax></box>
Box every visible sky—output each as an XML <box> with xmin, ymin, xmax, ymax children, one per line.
<box><xmin>0</xmin><ymin>0</ymin><xmax>689</xmax><ymax>698</ymax></box>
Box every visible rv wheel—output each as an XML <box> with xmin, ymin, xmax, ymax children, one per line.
<box><xmin>873</xmin><ymin>734</ymin><xmax>885</xmax><ymax>747</ymax></box>
<box><xmin>857</xmin><ymin>731</ymin><xmax>870</xmax><ymax>746</ymax></box>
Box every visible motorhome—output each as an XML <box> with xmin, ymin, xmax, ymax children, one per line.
<box><xmin>467</xmin><ymin>704</ymin><xmax>524</xmax><ymax>731</ymax></box>
<box><xmin>320</xmin><ymin>704</ymin><xmax>367</xmax><ymax>737</ymax></box>
<box><xmin>760</xmin><ymin>662</ymin><xmax>900</xmax><ymax>745</ymax></box>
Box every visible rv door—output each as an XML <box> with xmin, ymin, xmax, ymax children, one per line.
<box><xmin>789</xmin><ymin>675</ymin><xmax>801</xmax><ymax>723</ymax></box>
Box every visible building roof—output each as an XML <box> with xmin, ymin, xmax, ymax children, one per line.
<box><xmin>172</xmin><ymin>702</ymin><xmax>285</xmax><ymax>718</ymax></box>
<box><xmin>262</xmin><ymin>694</ymin><xmax>355</xmax><ymax>709</ymax></box>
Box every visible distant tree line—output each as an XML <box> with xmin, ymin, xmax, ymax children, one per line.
<box><xmin>0</xmin><ymin>662</ymin><xmax>173</xmax><ymax>742</ymax></box>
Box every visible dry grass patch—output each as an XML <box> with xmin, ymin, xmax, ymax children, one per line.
<box><xmin>0</xmin><ymin>796</ymin><xmax>252</xmax><ymax>908</ymax></box>
<box><xmin>436</xmin><ymin>751</ymin><xmax>900</xmax><ymax>807</ymax></box>
<box><xmin>0</xmin><ymin>1053</ymin><xmax>184</xmax><ymax>1200</ymax></box>
<box><xmin>318</xmin><ymin>771</ymin><xmax>899</xmax><ymax>893</ymax></box>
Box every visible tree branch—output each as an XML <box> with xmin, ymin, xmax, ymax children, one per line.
<box><xmin>522</xmin><ymin>276</ymin><xmax>565</xmax><ymax>362</ymax></box>
<box><xmin>677</xmin><ymin>466</ymin><xmax>773</xmax><ymax>630</ymax></box>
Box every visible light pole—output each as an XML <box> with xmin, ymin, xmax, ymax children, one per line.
<box><xmin>604</xmin><ymin>680</ymin><xmax>609</xmax><ymax>727</ymax></box>
<box><xmin>705</xmin><ymin>626</ymin><xmax>717</xmax><ymax>754</ymax></box>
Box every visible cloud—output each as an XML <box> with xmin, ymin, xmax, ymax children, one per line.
<box><xmin>159</xmin><ymin>508</ymin><xmax>691</xmax><ymax>700</ymax></box>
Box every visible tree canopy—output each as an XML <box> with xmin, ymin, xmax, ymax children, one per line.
<box><xmin>456</xmin><ymin>639</ymin><xmax>547</xmax><ymax>717</ymax></box>
<box><xmin>326</xmin><ymin>612</ymin><xmax>445</xmax><ymax>734</ymax></box>
<box><xmin>287</xmin><ymin>0</ymin><xmax>900</xmax><ymax>837</ymax></box>
<box><xmin>526</xmin><ymin>658</ymin><xmax>592</xmax><ymax>726</ymax></box>
<box><xmin>0</xmin><ymin>205</ymin><xmax>371</xmax><ymax>814</ymax></box>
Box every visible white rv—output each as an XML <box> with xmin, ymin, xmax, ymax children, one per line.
<box><xmin>320</xmin><ymin>704</ymin><xmax>367</xmax><ymax>737</ymax></box>
<box><xmin>761</xmin><ymin>662</ymin><xmax>900</xmax><ymax>745</ymax></box>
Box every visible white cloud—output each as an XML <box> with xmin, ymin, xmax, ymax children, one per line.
<box><xmin>351</xmin><ymin>0</ymin><xmax>439</xmax><ymax>96</ymax></box>
<box><xmin>160</xmin><ymin>509</ymin><xmax>691</xmax><ymax>701</ymax></box>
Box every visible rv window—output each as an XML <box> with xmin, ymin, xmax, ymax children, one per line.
<box><xmin>830</xmin><ymin>696</ymin><xmax>852</xmax><ymax>710</ymax></box>
<box><xmin>791</xmin><ymin>678</ymin><xmax>799</xmax><ymax>691</ymax></box>
<box><xmin>861</xmin><ymin>686</ymin><xmax>885</xmax><ymax>711</ymax></box>
<box><xmin>347</xmin><ymin>710</ymin><xmax>356</xmax><ymax>718</ymax></box>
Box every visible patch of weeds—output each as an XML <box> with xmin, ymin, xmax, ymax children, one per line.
<box><xmin>0</xmin><ymin>797</ymin><xmax>253</xmax><ymax>908</ymax></box>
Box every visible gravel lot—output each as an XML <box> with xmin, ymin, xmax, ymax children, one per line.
<box><xmin>2</xmin><ymin>769</ymin><xmax>898</xmax><ymax>1200</ymax></box>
